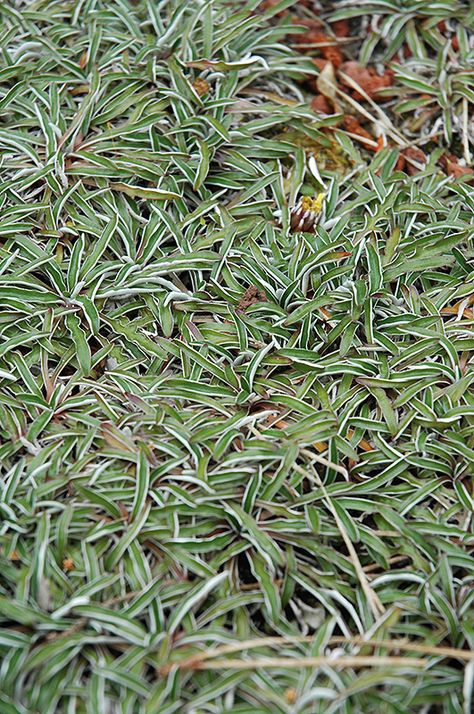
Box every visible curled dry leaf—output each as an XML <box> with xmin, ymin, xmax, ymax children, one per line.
<box><xmin>316</xmin><ymin>61</ymin><xmax>337</xmax><ymax>102</ymax></box>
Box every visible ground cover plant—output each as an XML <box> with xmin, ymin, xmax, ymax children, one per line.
<box><xmin>0</xmin><ymin>0</ymin><xmax>474</xmax><ymax>712</ymax></box>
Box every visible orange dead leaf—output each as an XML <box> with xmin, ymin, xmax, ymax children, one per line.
<box><xmin>330</xmin><ymin>19</ymin><xmax>349</xmax><ymax>38</ymax></box>
<box><xmin>69</xmin><ymin>84</ymin><xmax>90</xmax><ymax>95</ymax></box>
<box><xmin>118</xmin><ymin>501</ymin><xmax>130</xmax><ymax>522</ymax></box>
<box><xmin>192</xmin><ymin>78</ymin><xmax>210</xmax><ymax>97</ymax></box>
<box><xmin>396</xmin><ymin>147</ymin><xmax>427</xmax><ymax>175</ymax></box>
<box><xmin>347</xmin><ymin>428</ymin><xmax>375</xmax><ymax>452</ymax></box>
<box><xmin>343</xmin><ymin>115</ymin><xmax>376</xmax><ymax>148</ymax></box>
<box><xmin>311</xmin><ymin>94</ymin><xmax>333</xmax><ymax>114</ymax></box>
<box><xmin>441</xmin><ymin>154</ymin><xmax>474</xmax><ymax>180</ymax></box>
<box><xmin>79</xmin><ymin>52</ymin><xmax>88</xmax><ymax>70</ymax></box>
<box><xmin>339</xmin><ymin>61</ymin><xmax>394</xmax><ymax>101</ymax></box>
<box><xmin>359</xmin><ymin>438</ymin><xmax>375</xmax><ymax>452</ymax></box>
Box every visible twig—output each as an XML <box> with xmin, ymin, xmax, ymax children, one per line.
<box><xmin>171</xmin><ymin>654</ymin><xmax>427</xmax><ymax>672</ymax></box>
<box><xmin>162</xmin><ymin>635</ymin><xmax>474</xmax><ymax>673</ymax></box>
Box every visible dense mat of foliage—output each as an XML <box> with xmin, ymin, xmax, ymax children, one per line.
<box><xmin>0</xmin><ymin>1</ymin><xmax>473</xmax><ymax>712</ymax></box>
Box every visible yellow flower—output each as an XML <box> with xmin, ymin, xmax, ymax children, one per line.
<box><xmin>301</xmin><ymin>193</ymin><xmax>325</xmax><ymax>214</ymax></box>
<box><xmin>290</xmin><ymin>193</ymin><xmax>326</xmax><ymax>232</ymax></box>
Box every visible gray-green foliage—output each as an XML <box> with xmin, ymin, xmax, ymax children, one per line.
<box><xmin>0</xmin><ymin>1</ymin><xmax>473</xmax><ymax>712</ymax></box>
